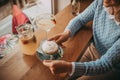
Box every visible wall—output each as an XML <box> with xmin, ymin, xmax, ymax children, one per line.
<box><xmin>53</xmin><ymin>0</ymin><xmax>70</xmax><ymax>14</ymax></box>
<box><xmin>57</xmin><ymin>0</ymin><xmax>70</xmax><ymax>12</ymax></box>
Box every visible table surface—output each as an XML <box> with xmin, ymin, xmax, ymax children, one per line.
<box><xmin>0</xmin><ymin>5</ymin><xmax>92</xmax><ymax>80</ymax></box>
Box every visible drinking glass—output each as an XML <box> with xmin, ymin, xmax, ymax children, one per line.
<box><xmin>35</xmin><ymin>13</ymin><xmax>56</xmax><ymax>39</ymax></box>
<box><xmin>16</xmin><ymin>23</ymin><xmax>36</xmax><ymax>44</ymax></box>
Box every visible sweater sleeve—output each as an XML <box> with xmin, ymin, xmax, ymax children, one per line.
<box><xmin>72</xmin><ymin>38</ymin><xmax>120</xmax><ymax>77</ymax></box>
<box><xmin>65</xmin><ymin>0</ymin><xmax>98</xmax><ymax>36</ymax></box>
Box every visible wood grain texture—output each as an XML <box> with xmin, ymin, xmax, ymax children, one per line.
<box><xmin>0</xmin><ymin>1</ymin><xmax>93</xmax><ymax>80</ymax></box>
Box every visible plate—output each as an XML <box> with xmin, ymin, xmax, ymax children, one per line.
<box><xmin>36</xmin><ymin>46</ymin><xmax>63</xmax><ymax>60</ymax></box>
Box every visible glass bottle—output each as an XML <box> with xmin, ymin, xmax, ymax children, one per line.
<box><xmin>71</xmin><ymin>0</ymin><xmax>80</xmax><ymax>16</ymax></box>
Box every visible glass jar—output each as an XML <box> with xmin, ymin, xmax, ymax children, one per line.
<box><xmin>16</xmin><ymin>23</ymin><xmax>36</xmax><ymax>44</ymax></box>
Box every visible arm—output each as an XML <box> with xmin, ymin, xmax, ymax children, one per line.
<box><xmin>72</xmin><ymin>38</ymin><xmax>120</xmax><ymax>78</ymax></box>
<box><xmin>49</xmin><ymin>0</ymin><xmax>99</xmax><ymax>44</ymax></box>
<box><xmin>65</xmin><ymin>0</ymin><xmax>99</xmax><ymax>36</ymax></box>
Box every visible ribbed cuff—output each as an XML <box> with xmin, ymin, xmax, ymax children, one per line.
<box><xmin>73</xmin><ymin>62</ymin><xmax>86</xmax><ymax>76</ymax></box>
<box><xmin>68</xmin><ymin>62</ymin><xmax>86</xmax><ymax>80</ymax></box>
<box><xmin>69</xmin><ymin>62</ymin><xmax>75</xmax><ymax>76</ymax></box>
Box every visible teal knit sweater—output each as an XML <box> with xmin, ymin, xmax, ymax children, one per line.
<box><xmin>65</xmin><ymin>0</ymin><xmax>120</xmax><ymax>77</ymax></box>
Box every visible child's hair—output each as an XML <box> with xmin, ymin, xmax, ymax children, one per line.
<box><xmin>115</xmin><ymin>10</ymin><xmax>120</xmax><ymax>22</ymax></box>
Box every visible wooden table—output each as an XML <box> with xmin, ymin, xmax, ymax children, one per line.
<box><xmin>0</xmin><ymin>5</ymin><xmax>92</xmax><ymax>80</ymax></box>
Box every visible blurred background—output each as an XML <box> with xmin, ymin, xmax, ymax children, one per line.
<box><xmin>0</xmin><ymin>0</ymin><xmax>70</xmax><ymax>36</ymax></box>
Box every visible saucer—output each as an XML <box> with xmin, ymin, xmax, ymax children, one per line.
<box><xmin>36</xmin><ymin>45</ymin><xmax>63</xmax><ymax>60</ymax></box>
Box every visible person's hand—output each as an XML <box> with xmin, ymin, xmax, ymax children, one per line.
<box><xmin>48</xmin><ymin>30</ymin><xmax>71</xmax><ymax>46</ymax></box>
<box><xmin>43</xmin><ymin>60</ymin><xmax>72</xmax><ymax>75</ymax></box>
